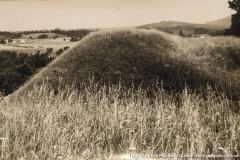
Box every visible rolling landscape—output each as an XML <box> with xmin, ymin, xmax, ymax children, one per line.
<box><xmin>0</xmin><ymin>29</ymin><xmax>93</xmax><ymax>54</ymax></box>
<box><xmin>140</xmin><ymin>16</ymin><xmax>231</xmax><ymax>36</ymax></box>
<box><xmin>0</xmin><ymin>1</ymin><xmax>240</xmax><ymax>159</ymax></box>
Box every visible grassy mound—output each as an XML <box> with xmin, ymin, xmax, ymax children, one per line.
<box><xmin>0</xmin><ymin>28</ymin><xmax>240</xmax><ymax>159</ymax></box>
<box><xmin>15</xmin><ymin>29</ymin><xmax>176</xmax><ymax>91</ymax></box>
<box><xmin>12</xmin><ymin>28</ymin><xmax>240</xmax><ymax>102</ymax></box>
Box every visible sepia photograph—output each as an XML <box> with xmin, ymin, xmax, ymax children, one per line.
<box><xmin>0</xmin><ymin>0</ymin><xmax>239</xmax><ymax>159</ymax></box>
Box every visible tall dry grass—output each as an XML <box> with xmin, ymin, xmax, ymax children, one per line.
<box><xmin>0</xmin><ymin>80</ymin><xmax>239</xmax><ymax>159</ymax></box>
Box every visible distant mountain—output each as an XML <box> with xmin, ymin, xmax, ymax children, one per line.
<box><xmin>141</xmin><ymin>21</ymin><xmax>204</xmax><ymax>28</ymax></box>
<box><xmin>141</xmin><ymin>17</ymin><xmax>232</xmax><ymax>31</ymax></box>
<box><xmin>205</xmin><ymin>16</ymin><xmax>231</xmax><ymax>29</ymax></box>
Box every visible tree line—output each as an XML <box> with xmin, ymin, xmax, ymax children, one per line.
<box><xmin>0</xmin><ymin>45</ymin><xmax>71</xmax><ymax>96</ymax></box>
<box><xmin>0</xmin><ymin>29</ymin><xmax>92</xmax><ymax>39</ymax></box>
<box><xmin>51</xmin><ymin>29</ymin><xmax>92</xmax><ymax>39</ymax></box>
<box><xmin>0</xmin><ymin>50</ymin><xmax>54</xmax><ymax>95</ymax></box>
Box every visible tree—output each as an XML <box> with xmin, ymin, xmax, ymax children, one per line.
<box><xmin>0</xmin><ymin>39</ymin><xmax>7</xmax><ymax>44</ymax></box>
<box><xmin>17</xmin><ymin>62</ymin><xmax>35</xmax><ymax>79</ymax></box>
<box><xmin>0</xmin><ymin>50</ymin><xmax>55</xmax><ymax>95</ymax></box>
<box><xmin>47</xmin><ymin>48</ymin><xmax>53</xmax><ymax>54</ymax></box>
<box><xmin>228</xmin><ymin>0</ymin><xmax>240</xmax><ymax>36</ymax></box>
<box><xmin>70</xmin><ymin>36</ymin><xmax>79</xmax><ymax>42</ymax></box>
<box><xmin>56</xmin><ymin>48</ymin><xmax>64</xmax><ymax>56</ymax></box>
<box><xmin>0</xmin><ymin>68</ymin><xmax>21</xmax><ymax>95</ymax></box>
<box><xmin>179</xmin><ymin>30</ymin><xmax>185</xmax><ymax>37</ymax></box>
<box><xmin>38</xmin><ymin>34</ymin><xmax>48</xmax><ymax>39</ymax></box>
<box><xmin>228</xmin><ymin>0</ymin><xmax>240</xmax><ymax>10</ymax></box>
<box><xmin>63</xmin><ymin>46</ymin><xmax>70</xmax><ymax>51</ymax></box>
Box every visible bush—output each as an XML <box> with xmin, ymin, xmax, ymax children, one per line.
<box><xmin>63</xmin><ymin>46</ymin><xmax>70</xmax><ymax>51</ymax></box>
<box><xmin>38</xmin><ymin>34</ymin><xmax>48</xmax><ymax>39</ymax></box>
<box><xmin>70</xmin><ymin>36</ymin><xmax>78</xmax><ymax>42</ymax></box>
<box><xmin>56</xmin><ymin>48</ymin><xmax>64</xmax><ymax>56</ymax></box>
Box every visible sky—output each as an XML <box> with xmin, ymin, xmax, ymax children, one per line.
<box><xmin>0</xmin><ymin>0</ymin><xmax>235</xmax><ymax>31</ymax></box>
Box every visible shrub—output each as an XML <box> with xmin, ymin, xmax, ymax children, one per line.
<box><xmin>70</xmin><ymin>36</ymin><xmax>78</xmax><ymax>42</ymax></box>
<box><xmin>38</xmin><ymin>34</ymin><xmax>48</xmax><ymax>39</ymax></box>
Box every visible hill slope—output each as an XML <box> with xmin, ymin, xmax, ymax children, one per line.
<box><xmin>205</xmin><ymin>16</ymin><xmax>231</xmax><ymax>28</ymax></box>
<box><xmin>142</xmin><ymin>21</ymin><xmax>204</xmax><ymax>28</ymax></box>
<box><xmin>13</xmin><ymin>29</ymin><xmax>176</xmax><ymax>94</ymax></box>
<box><xmin>141</xmin><ymin>20</ymin><xmax>226</xmax><ymax>30</ymax></box>
<box><xmin>11</xmin><ymin>28</ymin><xmax>240</xmax><ymax>102</ymax></box>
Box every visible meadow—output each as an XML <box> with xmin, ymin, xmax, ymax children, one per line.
<box><xmin>0</xmin><ymin>28</ymin><xmax>239</xmax><ymax>159</ymax></box>
<box><xmin>0</xmin><ymin>38</ymin><xmax>77</xmax><ymax>54</ymax></box>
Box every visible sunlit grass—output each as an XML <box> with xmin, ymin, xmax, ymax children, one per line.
<box><xmin>0</xmin><ymin>80</ymin><xmax>239</xmax><ymax>159</ymax></box>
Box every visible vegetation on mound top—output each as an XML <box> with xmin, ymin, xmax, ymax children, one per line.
<box><xmin>12</xmin><ymin>28</ymin><xmax>240</xmax><ymax>104</ymax></box>
<box><xmin>161</xmin><ymin>34</ymin><xmax>240</xmax><ymax>101</ymax></box>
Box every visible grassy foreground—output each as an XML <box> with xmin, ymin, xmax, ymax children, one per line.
<box><xmin>0</xmin><ymin>81</ymin><xmax>239</xmax><ymax>159</ymax></box>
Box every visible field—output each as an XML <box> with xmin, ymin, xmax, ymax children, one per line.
<box><xmin>19</xmin><ymin>33</ymin><xmax>69</xmax><ymax>39</ymax></box>
<box><xmin>0</xmin><ymin>28</ymin><xmax>239</xmax><ymax>159</ymax></box>
<box><xmin>0</xmin><ymin>35</ymin><xmax>8</xmax><ymax>39</ymax></box>
<box><xmin>160</xmin><ymin>29</ymin><xmax>195</xmax><ymax>35</ymax></box>
<box><xmin>0</xmin><ymin>38</ymin><xmax>77</xmax><ymax>54</ymax></box>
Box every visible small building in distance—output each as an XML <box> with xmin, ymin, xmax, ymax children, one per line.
<box><xmin>199</xmin><ymin>34</ymin><xmax>211</xmax><ymax>38</ymax></box>
<box><xmin>186</xmin><ymin>34</ymin><xmax>211</xmax><ymax>38</ymax></box>
<box><xmin>12</xmin><ymin>39</ymin><xmax>26</xmax><ymax>43</ymax></box>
